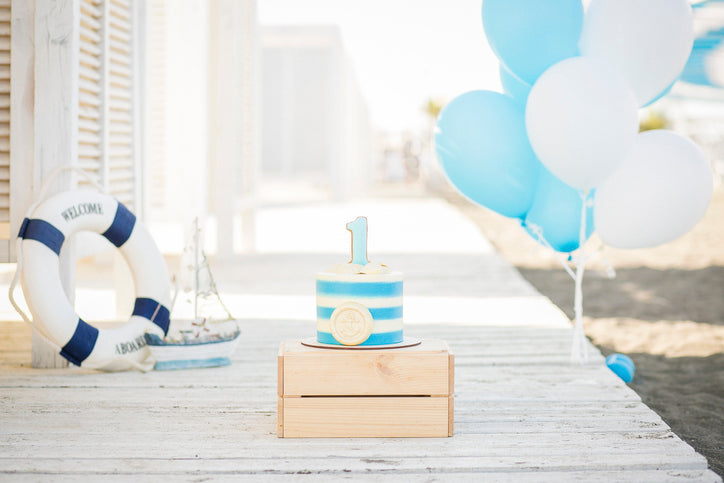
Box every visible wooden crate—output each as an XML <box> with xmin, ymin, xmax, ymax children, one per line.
<box><xmin>278</xmin><ymin>339</ymin><xmax>454</xmax><ymax>438</ymax></box>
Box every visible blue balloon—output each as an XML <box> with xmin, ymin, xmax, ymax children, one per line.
<box><xmin>499</xmin><ymin>64</ymin><xmax>531</xmax><ymax>106</ymax></box>
<box><xmin>606</xmin><ymin>353</ymin><xmax>635</xmax><ymax>383</ymax></box>
<box><xmin>642</xmin><ymin>80</ymin><xmax>675</xmax><ymax>108</ymax></box>
<box><xmin>435</xmin><ymin>91</ymin><xmax>539</xmax><ymax>219</ymax></box>
<box><xmin>482</xmin><ymin>0</ymin><xmax>584</xmax><ymax>85</ymax></box>
<box><xmin>523</xmin><ymin>165</ymin><xmax>595</xmax><ymax>252</ymax></box>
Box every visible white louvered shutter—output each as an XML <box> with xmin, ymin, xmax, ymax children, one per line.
<box><xmin>0</xmin><ymin>1</ymin><xmax>9</xmax><ymax>259</ymax></box>
<box><xmin>107</xmin><ymin>0</ymin><xmax>137</xmax><ymax>209</ymax></box>
<box><xmin>78</xmin><ymin>0</ymin><xmax>140</xmax><ymax>212</ymax></box>
<box><xmin>79</xmin><ymin>0</ymin><xmax>104</xmax><ymax>187</ymax></box>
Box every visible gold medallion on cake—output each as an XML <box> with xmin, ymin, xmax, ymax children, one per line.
<box><xmin>330</xmin><ymin>302</ymin><xmax>373</xmax><ymax>346</ymax></box>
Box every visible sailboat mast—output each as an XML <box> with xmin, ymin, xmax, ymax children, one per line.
<box><xmin>194</xmin><ymin>218</ymin><xmax>199</xmax><ymax>320</ymax></box>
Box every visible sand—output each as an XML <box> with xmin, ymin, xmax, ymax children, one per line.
<box><xmin>444</xmin><ymin>184</ymin><xmax>724</xmax><ymax>477</ymax></box>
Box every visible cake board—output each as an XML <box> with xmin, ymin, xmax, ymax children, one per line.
<box><xmin>278</xmin><ymin>338</ymin><xmax>454</xmax><ymax>438</ymax></box>
<box><xmin>300</xmin><ymin>336</ymin><xmax>421</xmax><ymax>350</ymax></box>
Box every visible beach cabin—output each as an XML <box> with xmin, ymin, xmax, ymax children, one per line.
<box><xmin>3</xmin><ymin>0</ymin><xmax>260</xmax><ymax>367</ymax></box>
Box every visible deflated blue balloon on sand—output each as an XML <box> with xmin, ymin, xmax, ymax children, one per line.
<box><xmin>606</xmin><ymin>353</ymin><xmax>635</xmax><ymax>383</ymax></box>
<box><xmin>435</xmin><ymin>90</ymin><xmax>539</xmax><ymax>219</ymax></box>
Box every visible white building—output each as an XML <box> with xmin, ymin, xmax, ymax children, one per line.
<box><xmin>261</xmin><ymin>25</ymin><xmax>373</xmax><ymax>200</ymax></box>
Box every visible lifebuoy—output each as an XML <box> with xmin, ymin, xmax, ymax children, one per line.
<box><xmin>16</xmin><ymin>189</ymin><xmax>171</xmax><ymax>371</ymax></box>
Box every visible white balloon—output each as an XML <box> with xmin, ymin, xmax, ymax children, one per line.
<box><xmin>595</xmin><ymin>130</ymin><xmax>713</xmax><ymax>249</ymax></box>
<box><xmin>579</xmin><ymin>0</ymin><xmax>694</xmax><ymax>106</ymax></box>
<box><xmin>525</xmin><ymin>57</ymin><xmax>639</xmax><ymax>191</ymax></box>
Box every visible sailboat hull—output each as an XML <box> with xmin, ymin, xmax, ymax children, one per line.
<box><xmin>154</xmin><ymin>356</ymin><xmax>232</xmax><ymax>371</ymax></box>
<box><xmin>144</xmin><ymin>332</ymin><xmax>240</xmax><ymax>371</ymax></box>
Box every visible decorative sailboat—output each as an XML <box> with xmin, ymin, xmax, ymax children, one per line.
<box><xmin>144</xmin><ymin>219</ymin><xmax>241</xmax><ymax>370</ymax></box>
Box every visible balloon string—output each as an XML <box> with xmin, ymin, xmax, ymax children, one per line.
<box><xmin>571</xmin><ymin>190</ymin><xmax>590</xmax><ymax>365</ymax></box>
<box><xmin>582</xmin><ymin>243</ymin><xmax>617</xmax><ymax>279</ymax></box>
<box><xmin>522</xmin><ymin>221</ymin><xmax>577</xmax><ymax>281</ymax></box>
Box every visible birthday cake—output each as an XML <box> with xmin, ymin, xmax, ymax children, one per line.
<box><xmin>316</xmin><ymin>217</ymin><xmax>403</xmax><ymax>346</ymax></box>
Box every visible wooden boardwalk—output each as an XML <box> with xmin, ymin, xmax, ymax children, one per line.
<box><xmin>0</xmin><ymin>198</ymin><xmax>720</xmax><ymax>481</ymax></box>
<box><xmin>0</xmin><ymin>317</ymin><xmax>719</xmax><ymax>481</ymax></box>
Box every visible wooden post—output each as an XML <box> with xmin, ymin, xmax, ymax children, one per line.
<box><xmin>239</xmin><ymin>0</ymin><xmax>259</xmax><ymax>253</ymax></box>
<box><xmin>131</xmin><ymin>0</ymin><xmax>143</xmax><ymax>218</ymax></box>
<box><xmin>32</xmin><ymin>0</ymin><xmax>81</xmax><ymax>368</ymax></box>
<box><xmin>9</xmin><ymin>0</ymin><xmax>36</xmax><ymax>262</ymax></box>
<box><xmin>140</xmin><ymin>0</ymin><xmax>166</xmax><ymax>222</ymax></box>
<box><xmin>327</xmin><ymin>43</ymin><xmax>344</xmax><ymax>201</ymax></box>
<box><xmin>208</xmin><ymin>0</ymin><xmax>234</xmax><ymax>259</ymax></box>
<box><xmin>279</xmin><ymin>48</ymin><xmax>293</xmax><ymax>180</ymax></box>
<box><xmin>208</xmin><ymin>0</ymin><xmax>258</xmax><ymax>257</ymax></box>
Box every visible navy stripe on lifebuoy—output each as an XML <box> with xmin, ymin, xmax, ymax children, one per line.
<box><xmin>18</xmin><ymin>218</ymin><xmax>65</xmax><ymax>255</ymax></box>
<box><xmin>132</xmin><ymin>297</ymin><xmax>170</xmax><ymax>335</ymax></box>
<box><xmin>59</xmin><ymin>318</ymin><xmax>99</xmax><ymax>366</ymax></box>
<box><xmin>102</xmin><ymin>203</ymin><xmax>136</xmax><ymax>248</ymax></box>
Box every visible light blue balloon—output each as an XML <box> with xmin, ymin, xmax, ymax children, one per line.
<box><xmin>499</xmin><ymin>64</ymin><xmax>531</xmax><ymax>106</ymax></box>
<box><xmin>523</xmin><ymin>165</ymin><xmax>595</xmax><ymax>253</ymax></box>
<box><xmin>482</xmin><ymin>0</ymin><xmax>584</xmax><ymax>85</ymax></box>
<box><xmin>435</xmin><ymin>90</ymin><xmax>539</xmax><ymax>219</ymax></box>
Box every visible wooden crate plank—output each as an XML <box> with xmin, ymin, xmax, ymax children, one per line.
<box><xmin>277</xmin><ymin>342</ymin><xmax>284</xmax><ymax>396</ymax></box>
<box><xmin>449</xmin><ymin>351</ymin><xmax>455</xmax><ymax>395</ymax></box>
<box><xmin>281</xmin><ymin>396</ymin><xmax>451</xmax><ymax>438</ymax></box>
<box><xmin>277</xmin><ymin>396</ymin><xmax>284</xmax><ymax>438</ymax></box>
<box><xmin>449</xmin><ymin>393</ymin><xmax>455</xmax><ymax>436</ymax></box>
<box><xmin>281</xmin><ymin>339</ymin><xmax>451</xmax><ymax>396</ymax></box>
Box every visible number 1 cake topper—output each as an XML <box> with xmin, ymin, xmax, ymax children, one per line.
<box><xmin>346</xmin><ymin>216</ymin><xmax>368</xmax><ymax>265</ymax></box>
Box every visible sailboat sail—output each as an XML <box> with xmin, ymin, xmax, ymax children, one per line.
<box><xmin>145</xmin><ymin>218</ymin><xmax>240</xmax><ymax>370</ymax></box>
<box><xmin>174</xmin><ymin>219</ymin><xmax>235</xmax><ymax>327</ymax></box>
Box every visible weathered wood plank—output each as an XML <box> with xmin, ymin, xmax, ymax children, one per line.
<box><xmin>0</xmin><ymin>452</ymin><xmax>710</xmax><ymax>474</ymax></box>
<box><xmin>8</xmin><ymin>0</ymin><xmax>36</xmax><ymax>264</ymax></box>
<box><xmin>0</xmin><ymin>433</ymin><xmax>698</xmax><ymax>464</ymax></box>
<box><xmin>0</xmin><ymin>471</ymin><xmax>719</xmax><ymax>483</ymax></box>
<box><xmin>0</xmin><ymin>413</ymin><xmax>669</xmax><ymax>436</ymax></box>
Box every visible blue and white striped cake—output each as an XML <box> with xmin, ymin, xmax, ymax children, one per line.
<box><xmin>316</xmin><ymin>264</ymin><xmax>403</xmax><ymax>346</ymax></box>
